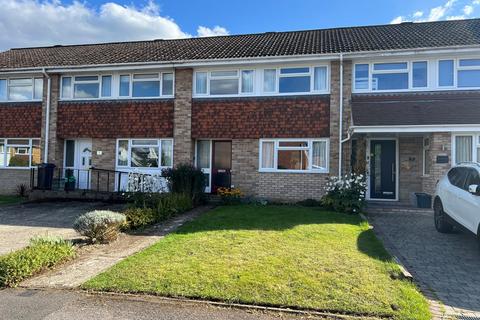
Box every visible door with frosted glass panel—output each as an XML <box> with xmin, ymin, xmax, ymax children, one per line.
<box><xmin>196</xmin><ymin>140</ymin><xmax>211</xmax><ymax>193</ymax></box>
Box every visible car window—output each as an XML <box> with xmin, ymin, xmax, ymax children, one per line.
<box><xmin>465</xmin><ymin>169</ymin><xmax>480</xmax><ymax>188</ymax></box>
<box><xmin>448</xmin><ymin>167</ymin><xmax>469</xmax><ymax>190</ymax></box>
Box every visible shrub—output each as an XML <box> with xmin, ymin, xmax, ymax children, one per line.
<box><xmin>16</xmin><ymin>184</ymin><xmax>29</xmax><ymax>197</ymax></box>
<box><xmin>124</xmin><ymin>193</ymin><xmax>193</xmax><ymax>229</ymax></box>
<box><xmin>73</xmin><ymin>210</ymin><xmax>126</xmax><ymax>244</ymax></box>
<box><xmin>156</xmin><ymin>193</ymin><xmax>193</xmax><ymax>219</ymax></box>
<box><xmin>162</xmin><ymin>164</ymin><xmax>206</xmax><ymax>205</ymax></box>
<box><xmin>123</xmin><ymin>207</ymin><xmax>156</xmax><ymax>230</ymax></box>
<box><xmin>217</xmin><ymin>187</ymin><xmax>242</xmax><ymax>205</ymax></box>
<box><xmin>0</xmin><ymin>236</ymin><xmax>75</xmax><ymax>287</ymax></box>
<box><xmin>321</xmin><ymin>173</ymin><xmax>367</xmax><ymax>214</ymax></box>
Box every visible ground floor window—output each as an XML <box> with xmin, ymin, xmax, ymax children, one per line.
<box><xmin>116</xmin><ymin>139</ymin><xmax>173</xmax><ymax>169</ymax></box>
<box><xmin>259</xmin><ymin>138</ymin><xmax>329</xmax><ymax>173</ymax></box>
<box><xmin>0</xmin><ymin>138</ymin><xmax>40</xmax><ymax>168</ymax></box>
<box><xmin>453</xmin><ymin>134</ymin><xmax>480</xmax><ymax>165</ymax></box>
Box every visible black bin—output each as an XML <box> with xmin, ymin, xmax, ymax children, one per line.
<box><xmin>37</xmin><ymin>163</ymin><xmax>56</xmax><ymax>190</ymax></box>
<box><xmin>415</xmin><ymin>193</ymin><xmax>432</xmax><ymax>209</ymax></box>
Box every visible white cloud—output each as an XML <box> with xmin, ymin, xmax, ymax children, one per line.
<box><xmin>390</xmin><ymin>0</ymin><xmax>480</xmax><ymax>24</ymax></box>
<box><xmin>413</xmin><ymin>11</ymin><xmax>424</xmax><ymax>18</ymax></box>
<box><xmin>0</xmin><ymin>0</ymin><xmax>229</xmax><ymax>51</ymax></box>
<box><xmin>197</xmin><ymin>26</ymin><xmax>230</xmax><ymax>37</ymax></box>
<box><xmin>464</xmin><ymin>4</ymin><xmax>474</xmax><ymax>15</ymax></box>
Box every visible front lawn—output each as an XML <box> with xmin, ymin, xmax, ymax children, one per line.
<box><xmin>0</xmin><ymin>195</ymin><xmax>24</xmax><ymax>206</ymax></box>
<box><xmin>84</xmin><ymin>205</ymin><xmax>430</xmax><ymax>319</ymax></box>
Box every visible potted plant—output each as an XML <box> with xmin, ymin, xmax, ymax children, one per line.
<box><xmin>64</xmin><ymin>169</ymin><xmax>76</xmax><ymax>191</ymax></box>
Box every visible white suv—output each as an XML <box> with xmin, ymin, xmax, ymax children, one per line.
<box><xmin>434</xmin><ymin>163</ymin><xmax>480</xmax><ymax>238</ymax></box>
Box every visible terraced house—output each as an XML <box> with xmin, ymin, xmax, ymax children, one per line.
<box><xmin>1</xmin><ymin>19</ymin><xmax>480</xmax><ymax>203</ymax></box>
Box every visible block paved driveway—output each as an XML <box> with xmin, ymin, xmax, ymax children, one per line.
<box><xmin>0</xmin><ymin>201</ymin><xmax>120</xmax><ymax>256</ymax></box>
<box><xmin>369</xmin><ymin>209</ymin><xmax>480</xmax><ymax>318</ymax></box>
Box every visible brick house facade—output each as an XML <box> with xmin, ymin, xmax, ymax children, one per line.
<box><xmin>1</xmin><ymin>19</ymin><xmax>479</xmax><ymax>203</ymax></box>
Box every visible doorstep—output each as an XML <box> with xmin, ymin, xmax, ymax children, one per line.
<box><xmin>365</xmin><ymin>201</ymin><xmax>433</xmax><ymax>215</ymax></box>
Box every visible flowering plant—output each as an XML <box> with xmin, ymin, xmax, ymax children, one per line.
<box><xmin>321</xmin><ymin>173</ymin><xmax>366</xmax><ymax>214</ymax></box>
<box><xmin>217</xmin><ymin>187</ymin><xmax>242</xmax><ymax>205</ymax></box>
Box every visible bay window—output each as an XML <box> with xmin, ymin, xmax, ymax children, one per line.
<box><xmin>0</xmin><ymin>77</ymin><xmax>43</xmax><ymax>102</ymax></box>
<box><xmin>116</xmin><ymin>139</ymin><xmax>173</xmax><ymax>169</ymax></box>
<box><xmin>259</xmin><ymin>139</ymin><xmax>329</xmax><ymax>173</ymax></box>
<box><xmin>453</xmin><ymin>134</ymin><xmax>480</xmax><ymax>165</ymax></box>
<box><xmin>0</xmin><ymin>138</ymin><xmax>40</xmax><ymax>168</ymax></box>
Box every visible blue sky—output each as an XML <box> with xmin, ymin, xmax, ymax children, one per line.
<box><xmin>0</xmin><ymin>0</ymin><xmax>479</xmax><ymax>50</ymax></box>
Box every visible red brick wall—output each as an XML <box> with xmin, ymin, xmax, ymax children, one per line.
<box><xmin>0</xmin><ymin>103</ymin><xmax>42</xmax><ymax>137</ymax></box>
<box><xmin>57</xmin><ymin>100</ymin><xmax>174</xmax><ymax>138</ymax></box>
<box><xmin>192</xmin><ymin>95</ymin><xmax>330</xmax><ymax>139</ymax></box>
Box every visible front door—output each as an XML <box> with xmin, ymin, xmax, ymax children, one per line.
<box><xmin>212</xmin><ymin>141</ymin><xmax>232</xmax><ymax>193</ymax></box>
<box><xmin>369</xmin><ymin>140</ymin><xmax>397</xmax><ymax>200</ymax></box>
<box><xmin>64</xmin><ymin>139</ymin><xmax>92</xmax><ymax>190</ymax></box>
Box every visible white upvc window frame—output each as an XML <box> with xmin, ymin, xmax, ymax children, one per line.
<box><xmin>354</xmin><ymin>61</ymin><xmax>425</xmax><ymax>92</ymax></box>
<box><xmin>119</xmin><ymin>72</ymin><xmax>175</xmax><ymax>99</ymax></box>
<box><xmin>0</xmin><ymin>76</ymin><xmax>43</xmax><ymax>102</ymax></box>
<box><xmin>0</xmin><ymin>138</ymin><xmax>41</xmax><ymax>169</ymax></box>
<box><xmin>193</xmin><ymin>69</ymin><xmax>255</xmax><ymax>97</ymax></box>
<box><xmin>115</xmin><ymin>138</ymin><xmax>174</xmax><ymax>170</ymax></box>
<box><xmin>259</xmin><ymin>138</ymin><xmax>329</xmax><ymax>174</ymax></box>
<box><xmin>193</xmin><ymin>64</ymin><xmax>329</xmax><ymax>98</ymax></box>
<box><xmin>59</xmin><ymin>71</ymin><xmax>174</xmax><ymax>101</ymax></box>
<box><xmin>60</xmin><ymin>74</ymin><xmax>111</xmax><ymax>100</ymax></box>
<box><xmin>452</xmin><ymin>133</ymin><xmax>480</xmax><ymax>166</ymax></box>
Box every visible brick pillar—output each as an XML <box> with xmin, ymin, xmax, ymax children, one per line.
<box><xmin>173</xmin><ymin>68</ymin><xmax>194</xmax><ymax>166</ymax></box>
<box><xmin>422</xmin><ymin>132</ymin><xmax>452</xmax><ymax>195</ymax></box>
<box><xmin>330</xmin><ymin>60</ymin><xmax>353</xmax><ymax>177</ymax></box>
<box><xmin>41</xmin><ymin>74</ymin><xmax>62</xmax><ymax>167</ymax></box>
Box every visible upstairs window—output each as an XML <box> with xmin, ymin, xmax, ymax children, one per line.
<box><xmin>372</xmin><ymin>63</ymin><xmax>408</xmax><ymax>90</ymax></box>
<box><xmin>118</xmin><ymin>72</ymin><xmax>173</xmax><ymax>98</ymax></box>
<box><xmin>279</xmin><ymin>67</ymin><xmax>311</xmax><ymax>93</ymax></box>
<box><xmin>61</xmin><ymin>75</ymin><xmax>111</xmax><ymax>99</ymax></box>
<box><xmin>354</xmin><ymin>61</ymin><xmax>427</xmax><ymax>91</ymax></box>
<box><xmin>458</xmin><ymin>59</ymin><xmax>480</xmax><ymax>88</ymax></box>
<box><xmin>0</xmin><ymin>77</ymin><xmax>43</xmax><ymax>102</ymax></box>
<box><xmin>194</xmin><ymin>66</ymin><xmax>328</xmax><ymax>97</ymax></box>
<box><xmin>194</xmin><ymin>70</ymin><xmax>254</xmax><ymax>96</ymax></box>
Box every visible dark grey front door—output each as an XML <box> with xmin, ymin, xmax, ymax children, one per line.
<box><xmin>370</xmin><ymin>140</ymin><xmax>396</xmax><ymax>200</ymax></box>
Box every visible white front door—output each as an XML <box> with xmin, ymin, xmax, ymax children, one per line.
<box><xmin>64</xmin><ymin>139</ymin><xmax>92</xmax><ymax>190</ymax></box>
<box><xmin>195</xmin><ymin>140</ymin><xmax>212</xmax><ymax>193</ymax></box>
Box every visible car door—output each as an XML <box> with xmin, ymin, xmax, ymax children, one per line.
<box><xmin>444</xmin><ymin>167</ymin><xmax>469</xmax><ymax>228</ymax></box>
<box><xmin>458</xmin><ymin>169</ymin><xmax>480</xmax><ymax>234</ymax></box>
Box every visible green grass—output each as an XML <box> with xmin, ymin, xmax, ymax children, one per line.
<box><xmin>84</xmin><ymin>205</ymin><xmax>430</xmax><ymax>319</ymax></box>
<box><xmin>0</xmin><ymin>195</ymin><xmax>24</xmax><ymax>206</ymax></box>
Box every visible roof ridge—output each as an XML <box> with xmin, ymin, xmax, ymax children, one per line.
<box><xmin>8</xmin><ymin>17</ymin><xmax>480</xmax><ymax>51</ymax></box>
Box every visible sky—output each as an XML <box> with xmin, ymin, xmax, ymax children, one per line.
<box><xmin>0</xmin><ymin>0</ymin><xmax>479</xmax><ymax>51</ymax></box>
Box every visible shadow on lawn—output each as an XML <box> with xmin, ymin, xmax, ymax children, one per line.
<box><xmin>356</xmin><ymin>229</ymin><xmax>394</xmax><ymax>262</ymax></box>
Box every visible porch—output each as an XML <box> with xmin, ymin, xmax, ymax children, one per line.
<box><xmin>350</xmin><ymin>133</ymin><xmax>451</xmax><ymax>206</ymax></box>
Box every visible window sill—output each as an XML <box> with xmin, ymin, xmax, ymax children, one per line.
<box><xmin>193</xmin><ymin>91</ymin><xmax>330</xmax><ymax>99</ymax></box>
<box><xmin>0</xmin><ymin>167</ymin><xmax>33</xmax><ymax>170</ymax></box>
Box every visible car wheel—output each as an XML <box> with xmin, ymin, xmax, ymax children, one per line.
<box><xmin>434</xmin><ymin>199</ymin><xmax>453</xmax><ymax>233</ymax></box>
